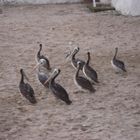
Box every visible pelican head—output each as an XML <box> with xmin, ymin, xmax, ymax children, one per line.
<box><xmin>39</xmin><ymin>43</ymin><xmax>42</xmax><ymax>48</ymax></box>
<box><xmin>20</xmin><ymin>68</ymin><xmax>29</xmax><ymax>81</ymax></box>
<box><xmin>115</xmin><ymin>47</ymin><xmax>118</xmax><ymax>51</ymax></box>
<box><xmin>77</xmin><ymin>61</ymin><xmax>81</xmax><ymax>66</ymax></box>
<box><xmin>32</xmin><ymin>59</ymin><xmax>48</xmax><ymax>72</ymax></box>
<box><xmin>44</xmin><ymin>68</ymin><xmax>60</xmax><ymax>85</ymax></box>
<box><xmin>69</xmin><ymin>46</ymin><xmax>79</xmax><ymax>57</ymax></box>
<box><xmin>50</xmin><ymin>68</ymin><xmax>60</xmax><ymax>79</ymax></box>
<box><xmin>53</xmin><ymin>68</ymin><xmax>60</xmax><ymax>74</ymax></box>
<box><xmin>74</xmin><ymin>46</ymin><xmax>79</xmax><ymax>52</ymax></box>
<box><xmin>39</xmin><ymin>59</ymin><xmax>47</xmax><ymax>66</ymax></box>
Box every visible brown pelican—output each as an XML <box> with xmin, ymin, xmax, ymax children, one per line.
<box><xmin>68</xmin><ymin>47</ymin><xmax>85</xmax><ymax>70</ymax></box>
<box><xmin>33</xmin><ymin>59</ymin><xmax>50</xmax><ymax>88</ymax></box>
<box><xmin>44</xmin><ymin>69</ymin><xmax>72</xmax><ymax>105</ymax></box>
<box><xmin>19</xmin><ymin>69</ymin><xmax>37</xmax><ymax>104</ymax></box>
<box><xmin>37</xmin><ymin>43</ymin><xmax>51</xmax><ymax>70</ymax></box>
<box><xmin>83</xmin><ymin>52</ymin><xmax>99</xmax><ymax>83</ymax></box>
<box><xmin>111</xmin><ymin>47</ymin><xmax>127</xmax><ymax>73</ymax></box>
<box><xmin>74</xmin><ymin>61</ymin><xmax>96</xmax><ymax>93</ymax></box>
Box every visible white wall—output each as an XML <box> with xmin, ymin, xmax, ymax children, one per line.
<box><xmin>0</xmin><ymin>0</ymin><xmax>82</xmax><ymax>5</ymax></box>
<box><xmin>112</xmin><ymin>0</ymin><xmax>140</xmax><ymax>16</ymax></box>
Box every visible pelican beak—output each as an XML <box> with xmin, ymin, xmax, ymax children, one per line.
<box><xmin>44</xmin><ymin>77</ymin><xmax>51</xmax><ymax>86</ymax></box>
<box><xmin>65</xmin><ymin>51</ymin><xmax>72</xmax><ymax>63</ymax></box>
<box><xmin>73</xmin><ymin>48</ymin><xmax>78</xmax><ymax>54</ymax></box>
<box><xmin>44</xmin><ymin>69</ymin><xmax>56</xmax><ymax>85</ymax></box>
<box><xmin>44</xmin><ymin>73</ymin><xmax>53</xmax><ymax>85</ymax></box>
<box><xmin>32</xmin><ymin>63</ymin><xmax>39</xmax><ymax>73</ymax></box>
<box><xmin>65</xmin><ymin>51</ymin><xmax>71</xmax><ymax>58</ymax></box>
<box><xmin>23</xmin><ymin>71</ymin><xmax>29</xmax><ymax>81</ymax></box>
<box><xmin>66</xmin><ymin>48</ymin><xmax>76</xmax><ymax>60</ymax></box>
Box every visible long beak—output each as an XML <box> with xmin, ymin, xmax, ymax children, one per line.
<box><xmin>65</xmin><ymin>51</ymin><xmax>71</xmax><ymax>59</ymax></box>
<box><xmin>23</xmin><ymin>70</ymin><xmax>29</xmax><ymax>82</ymax></box>
<box><xmin>44</xmin><ymin>70</ymin><xmax>55</xmax><ymax>85</ymax></box>
<box><xmin>44</xmin><ymin>76</ymin><xmax>51</xmax><ymax>86</ymax></box>
<box><xmin>66</xmin><ymin>49</ymin><xmax>76</xmax><ymax>60</ymax></box>
<box><xmin>65</xmin><ymin>53</ymin><xmax>72</xmax><ymax>63</ymax></box>
<box><xmin>72</xmin><ymin>48</ymin><xmax>78</xmax><ymax>55</ymax></box>
<box><xmin>31</xmin><ymin>63</ymin><xmax>39</xmax><ymax>73</ymax></box>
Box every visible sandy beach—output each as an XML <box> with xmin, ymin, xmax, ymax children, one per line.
<box><xmin>0</xmin><ymin>3</ymin><xmax>140</xmax><ymax>140</ymax></box>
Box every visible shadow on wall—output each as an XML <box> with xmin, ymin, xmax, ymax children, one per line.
<box><xmin>112</xmin><ymin>0</ymin><xmax>140</xmax><ymax>16</ymax></box>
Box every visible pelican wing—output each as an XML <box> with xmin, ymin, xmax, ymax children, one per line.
<box><xmin>76</xmin><ymin>76</ymin><xmax>94</xmax><ymax>92</ymax></box>
<box><xmin>84</xmin><ymin>65</ymin><xmax>98</xmax><ymax>82</ymax></box>
<box><xmin>19</xmin><ymin>83</ymin><xmax>36</xmax><ymax>103</ymax></box>
<box><xmin>113</xmin><ymin>59</ymin><xmax>126</xmax><ymax>72</ymax></box>
<box><xmin>25</xmin><ymin>83</ymin><xmax>35</xmax><ymax>95</ymax></box>
<box><xmin>51</xmin><ymin>83</ymin><xmax>71</xmax><ymax>104</ymax></box>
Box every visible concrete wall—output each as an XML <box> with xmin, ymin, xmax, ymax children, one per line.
<box><xmin>112</xmin><ymin>0</ymin><xmax>140</xmax><ymax>16</ymax></box>
<box><xmin>0</xmin><ymin>0</ymin><xmax>82</xmax><ymax>5</ymax></box>
<box><xmin>100</xmin><ymin>0</ymin><xmax>111</xmax><ymax>4</ymax></box>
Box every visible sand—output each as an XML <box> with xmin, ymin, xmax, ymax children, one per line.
<box><xmin>0</xmin><ymin>3</ymin><xmax>140</xmax><ymax>140</ymax></box>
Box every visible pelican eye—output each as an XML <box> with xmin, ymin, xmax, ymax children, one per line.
<box><xmin>77</xmin><ymin>61</ymin><xmax>81</xmax><ymax>65</ymax></box>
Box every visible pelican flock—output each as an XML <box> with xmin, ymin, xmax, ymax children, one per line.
<box><xmin>18</xmin><ymin>43</ymin><xmax>127</xmax><ymax>105</ymax></box>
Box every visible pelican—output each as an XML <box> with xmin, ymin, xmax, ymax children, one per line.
<box><xmin>44</xmin><ymin>69</ymin><xmax>72</xmax><ymax>105</ymax></box>
<box><xmin>69</xmin><ymin>47</ymin><xmax>85</xmax><ymax>70</ymax></box>
<box><xmin>37</xmin><ymin>43</ymin><xmax>51</xmax><ymax>70</ymax></box>
<box><xmin>33</xmin><ymin>59</ymin><xmax>50</xmax><ymax>88</ymax></box>
<box><xmin>19</xmin><ymin>69</ymin><xmax>37</xmax><ymax>104</ymax></box>
<box><xmin>111</xmin><ymin>47</ymin><xmax>127</xmax><ymax>73</ymax></box>
<box><xmin>83</xmin><ymin>52</ymin><xmax>99</xmax><ymax>83</ymax></box>
<box><xmin>74</xmin><ymin>61</ymin><xmax>96</xmax><ymax>93</ymax></box>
